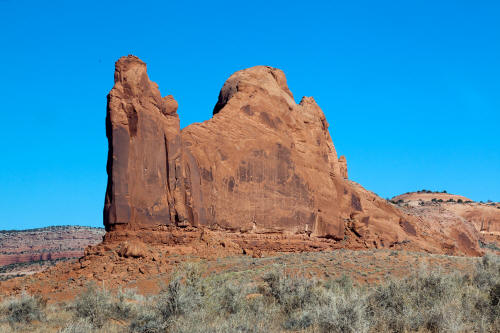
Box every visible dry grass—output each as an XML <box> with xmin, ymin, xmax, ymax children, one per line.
<box><xmin>0</xmin><ymin>251</ymin><xmax>498</xmax><ymax>332</ymax></box>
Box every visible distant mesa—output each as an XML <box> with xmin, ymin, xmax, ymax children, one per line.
<box><xmin>0</xmin><ymin>226</ymin><xmax>104</xmax><ymax>270</ymax></box>
<box><xmin>102</xmin><ymin>55</ymin><xmax>488</xmax><ymax>256</ymax></box>
<box><xmin>392</xmin><ymin>191</ymin><xmax>473</xmax><ymax>203</ymax></box>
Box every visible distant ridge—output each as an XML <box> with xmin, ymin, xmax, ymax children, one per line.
<box><xmin>0</xmin><ymin>225</ymin><xmax>104</xmax><ymax>280</ymax></box>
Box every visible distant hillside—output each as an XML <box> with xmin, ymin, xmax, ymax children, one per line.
<box><xmin>0</xmin><ymin>226</ymin><xmax>104</xmax><ymax>280</ymax></box>
<box><xmin>392</xmin><ymin>190</ymin><xmax>473</xmax><ymax>203</ymax></box>
<box><xmin>390</xmin><ymin>191</ymin><xmax>500</xmax><ymax>254</ymax></box>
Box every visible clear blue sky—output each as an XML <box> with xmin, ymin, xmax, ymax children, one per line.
<box><xmin>1</xmin><ymin>1</ymin><xmax>499</xmax><ymax>229</ymax></box>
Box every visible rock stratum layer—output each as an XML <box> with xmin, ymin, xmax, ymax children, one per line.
<box><xmin>103</xmin><ymin>55</ymin><xmax>483</xmax><ymax>256</ymax></box>
<box><xmin>0</xmin><ymin>226</ymin><xmax>104</xmax><ymax>267</ymax></box>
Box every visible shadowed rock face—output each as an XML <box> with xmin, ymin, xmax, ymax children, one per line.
<box><xmin>104</xmin><ymin>55</ymin><xmax>483</xmax><ymax>256</ymax></box>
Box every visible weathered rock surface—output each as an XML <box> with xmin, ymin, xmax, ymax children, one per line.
<box><xmin>338</xmin><ymin>155</ymin><xmax>348</xmax><ymax>179</ymax></box>
<box><xmin>181</xmin><ymin>66</ymin><xmax>347</xmax><ymax>238</ymax></box>
<box><xmin>103</xmin><ymin>55</ymin><xmax>484</xmax><ymax>256</ymax></box>
<box><xmin>104</xmin><ymin>56</ymin><xmax>189</xmax><ymax>230</ymax></box>
<box><xmin>393</xmin><ymin>192</ymin><xmax>500</xmax><ymax>253</ymax></box>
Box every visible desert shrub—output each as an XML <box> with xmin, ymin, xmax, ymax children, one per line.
<box><xmin>262</xmin><ymin>269</ymin><xmax>323</xmax><ymax>330</ymax></box>
<box><xmin>365</xmin><ymin>256</ymin><xmax>500</xmax><ymax>332</ymax></box>
<box><xmin>457</xmin><ymin>199</ymin><xmax>463</xmax><ymax>203</ymax></box>
<box><xmin>129</xmin><ymin>307</ymin><xmax>166</xmax><ymax>333</ymax></box>
<box><xmin>473</xmin><ymin>253</ymin><xmax>500</xmax><ymax>289</ymax></box>
<box><xmin>367</xmin><ymin>270</ymin><xmax>455</xmax><ymax>332</ymax></box>
<box><xmin>130</xmin><ymin>263</ymin><xmax>282</xmax><ymax>333</ymax></box>
<box><xmin>58</xmin><ymin>318</ymin><xmax>94</xmax><ymax>333</ymax></box>
<box><xmin>109</xmin><ymin>288</ymin><xmax>136</xmax><ymax>320</ymax></box>
<box><xmin>478</xmin><ymin>240</ymin><xmax>500</xmax><ymax>252</ymax></box>
<box><xmin>217</xmin><ymin>283</ymin><xmax>243</xmax><ymax>314</ymax></box>
<box><xmin>263</xmin><ymin>269</ymin><xmax>323</xmax><ymax>314</ymax></box>
<box><xmin>317</xmin><ymin>292</ymin><xmax>369</xmax><ymax>333</ymax></box>
<box><xmin>130</xmin><ymin>256</ymin><xmax>499</xmax><ymax>332</ymax></box>
<box><xmin>262</xmin><ymin>269</ymin><xmax>370</xmax><ymax>331</ymax></box>
<box><xmin>157</xmin><ymin>263</ymin><xmax>204</xmax><ymax>318</ymax></box>
<box><xmin>71</xmin><ymin>283</ymin><xmax>113</xmax><ymax>328</ymax></box>
<box><xmin>324</xmin><ymin>273</ymin><xmax>354</xmax><ymax>295</ymax></box>
<box><xmin>11</xmin><ymin>253</ymin><xmax>499</xmax><ymax>332</ymax></box>
<box><xmin>69</xmin><ymin>284</ymin><xmax>137</xmax><ymax>329</ymax></box>
<box><xmin>0</xmin><ymin>293</ymin><xmax>46</xmax><ymax>327</ymax></box>
<box><xmin>129</xmin><ymin>263</ymin><xmax>207</xmax><ymax>332</ymax></box>
<box><xmin>206</xmin><ymin>293</ymin><xmax>279</xmax><ymax>333</ymax></box>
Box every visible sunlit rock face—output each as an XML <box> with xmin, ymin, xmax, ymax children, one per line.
<box><xmin>103</xmin><ymin>55</ymin><xmax>483</xmax><ymax>256</ymax></box>
<box><xmin>104</xmin><ymin>56</ymin><xmax>189</xmax><ymax>230</ymax></box>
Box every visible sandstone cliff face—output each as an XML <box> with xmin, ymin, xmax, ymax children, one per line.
<box><xmin>104</xmin><ymin>56</ymin><xmax>189</xmax><ymax>230</ymax></box>
<box><xmin>104</xmin><ymin>58</ymin><xmax>349</xmax><ymax>239</ymax></box>
<box><xmin>182</xmin><ymin>66</ymin><xmax>346</xmax><ymax>239</ymax></box>
<box><xmin>103</xmin><ymin>56</ymin><xmax>482</xmax><ymax>256</ymax></box>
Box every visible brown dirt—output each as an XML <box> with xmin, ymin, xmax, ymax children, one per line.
<box><xmin>0</xmin><ymin>242</ymin><xmax>480</xmax><ymax>303</ymax></box>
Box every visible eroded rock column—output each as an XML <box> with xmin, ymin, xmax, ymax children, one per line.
<box><xmin>104</xmin><ymin>56</ymin><xmax>188</xmax><ymax>231</ymax></box>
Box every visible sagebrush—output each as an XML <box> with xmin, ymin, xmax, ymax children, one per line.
<box><xmin>1</xmin><ymin>253</ymin><xmax>499</xmax><ymax>332</ymax></box>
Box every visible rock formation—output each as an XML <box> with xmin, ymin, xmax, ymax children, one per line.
<box><xmin>392</xmin><ymin>192</ymin><xmax>500</xmax><ymax>253</ymax></box>
<box><xmin>338</xmin><ymin>155</ymin><xmax>348</xmax><ymax>179</ymax></box>
<box><xmin>103</xmin><ymin>55</ymin><xmax>482</xmax><ymax>256</ymax></box>
<box><xmin>104</xmin><ymin>56</ymin><xmax>189</xmax><ymax>230</ymax></box>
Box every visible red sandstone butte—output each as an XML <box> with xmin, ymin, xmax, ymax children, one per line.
<box><xmin>103</xmin><ymin>55</ymin><xmax>482</xmax><ymax>256</ymax></box>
